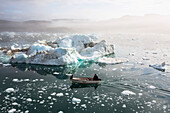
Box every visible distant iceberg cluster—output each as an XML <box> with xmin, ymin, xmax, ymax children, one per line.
<box><xmin>0</xmin><ymin>34</ymin><xmax>114</xmax><ymax>65</ymax></box>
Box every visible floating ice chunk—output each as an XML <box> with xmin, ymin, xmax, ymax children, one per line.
<box><xmin>53</xmin><ymin>72</ymin><xmax>59</xmax><ymax>75</ymax></box>
<box><xmin>8</xmin><ymin>109</ymin><xmax>16</xmax><ymax>113</ymax></box>
<box><xmin>5</xmin><ymin>88</ymin><xmax>15</xmax><ymax>93</ymax></box>
<box><xmin>51</xmin><ymin>92</ymin><xmax>56</xmax><ymax>96</ymax></box>
<box><xmin>72</xmin><ymin>97</ymin><xmax>81</xmax><ymax>104</ymax></box>
<box><xmin>12</xmin><ymin>79</ymin><xmax>20</xmax><ymax>82</ymax></box>
<box><xmin>148</xmin><ymin>85</ymin><xmax>156</xmax><ymax>89</ymax></box>
<box><xmin>97</xmin><ymin>57</ymin><xmax>128</xmax><ymax>65</ymax></box>
<box><xmin>101</xmin><ymin>104</ymin><xmax>105</xmax><ymax>106</ymax></box>
<box><xmin>40</xmin><ymin>79</ymin><xmax>44</xmax><ymax>81</ymax></box>
<box><xmin>26</xmin><ymin>98</ymin><xmax>32</xmax><ymax>102</ymax></box>
<box><xmin>122</xmin><ymin>104</ymin><xmax>126</xmax><ymax>108</ymax></box>
<box><xmin>58</xmin><ymin>111</ymin><xmax>63</xmax><ymax>113</ymax></box>
<box><xmin>121</xmin><ymin>90</ymin><xmax>136</xmax><ymax>96</ymax></box>
<box><xmin>152</xmin><ymin>100</ymin><xmax>156</xmax><ymax>103</ymax></box>
<box><xmin>138</xmin><ymin>93</ymin><xmax>143</xmax><ymax>96</ymax></box>
<box><xmin>40</xmin><ymin>100</ymin><xmax>45</xmax><ymax>104</ymax></box>
<box><xmin>24</xmin><ymin>79</ymin><xmax>30</xmax><ymax>82</ymax></box>
<box><xmin>3</xmin><ymin>63</ymin><xmax>11</xmax><ymax>67</ymax></box>
<box><xmin>149</xmin><ymin>62</ymin><xmax>166</xmax><ymax>72</ymax></box>
<box><xmin>25</xmin><ymin>110</ymin><xmax>29</xmax><ymax>113</ymax></box>
<box><xmin>56</xmin><ymin>93</ymin><xmax>64</xmax><ymax>97</ymax></box>
<box><xmin>38</xmin><ymin>91</ymin><xmax>43</xmax><ymax>93</ymax></box>
<box><xmin>12</xmin><ymin>102</ymin><xmax>19</xmax><ymax>106</ymax></box>
<box><xmin>81</xmin><ymin>104</ymin><xmax>87</xmax><ymax>108</ymax></box>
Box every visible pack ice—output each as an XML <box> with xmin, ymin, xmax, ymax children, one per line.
<box><xmin>0</xmin><ymin>34</ymin><xmax>114</xmax><ymax>65</ymax></box>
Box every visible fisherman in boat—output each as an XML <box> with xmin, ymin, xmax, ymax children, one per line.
<box><xmin>70</xmin><ymin>75</ymin><xmax>73</xmax><ymax>79</ymax></box>
<box><xmin>93</xmin><ymin>74</ymin><xmax>99</xmax><ymax>80</ymax></box>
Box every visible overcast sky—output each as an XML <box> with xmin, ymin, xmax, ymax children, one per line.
<box><xmin>0</xmin><ymin>0</ymin><xmax>170</xmax><ymax>21</ymax></box>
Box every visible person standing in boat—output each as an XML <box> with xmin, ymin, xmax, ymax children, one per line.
<box><xmin>93</xmin><ymin>74</ymin><xmax>99</xmax><ymax>80</ymax></box>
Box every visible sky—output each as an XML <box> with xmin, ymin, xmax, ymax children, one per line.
<box><xmin>0</xmin><ymin>0</ymin><xmax>170</xmax><ymax>21</ymax></box>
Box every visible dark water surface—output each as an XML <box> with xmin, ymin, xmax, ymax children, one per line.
<box><xmin>0</xmin><ymin>32</ymin><xmax>170</xmax><ymax>113</ymax></box>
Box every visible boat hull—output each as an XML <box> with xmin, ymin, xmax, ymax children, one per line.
<box><xmin>71</xmin><ymin>77</ymin><xmax>101</xmax><ymax>84</ymax></box>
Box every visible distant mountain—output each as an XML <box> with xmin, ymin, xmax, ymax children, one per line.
<box><xmin>24</xmin><ymin>20</ymin><xmax>51</xmax><ymax>24</ymax></box>
<box><xmin>0</xmin><ymin>15</ymin><xmax>170</xmax><ymax>34</ymax></box>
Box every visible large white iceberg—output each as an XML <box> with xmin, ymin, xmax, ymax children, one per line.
<box><xmin>1</xmin><ymin>34</ymin><xmax>114</xmax><ymax>66</ymax></box>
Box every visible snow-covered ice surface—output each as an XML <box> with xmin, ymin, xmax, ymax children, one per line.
<box><xmin>0</xmin><ymin>32</ymin><xmax>170</xmax><ymax>113</ymax></box>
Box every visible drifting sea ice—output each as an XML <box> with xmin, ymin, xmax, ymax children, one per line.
<box><xmin>26</xmin><ymin>98</ymin><xmax>32</xmax><ymax>102</ymax></box>
<box><xmin>5</xmin><ymin>88</ymin><xmax>15</xmax><ymax>93</ymax></box>
<box><xmin>56</xmin><ymin>93</ymin><xmax>64</xmax><ymax>97</ymax></box>
<box><xmin>121</xmin><ymin>90</ymin><xmax>136</xmax><ymax>96</ymax></box>
<box><xmin>8</xmin><ymin>108</ymin><xmax>16</xmax><ymax>113</ymax></box>
<box><xmin>72</xmin><ymin>97</ymin><xmax>81</xmax><ymax>104</ymax></box>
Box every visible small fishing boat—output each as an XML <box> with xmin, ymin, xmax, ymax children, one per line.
<box><xmin>70</xmin><ymin>74</ymin><xmax>102</xmax><ymax>84</ymax></box>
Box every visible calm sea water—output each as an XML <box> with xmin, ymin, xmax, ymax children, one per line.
<box><xmin>0</xmin><ymin>32</ymin><xmax>170</xmax><ymax>113</ymax></box>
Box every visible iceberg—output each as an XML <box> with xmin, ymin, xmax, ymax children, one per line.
<box><xmin>0</xmin><ymin>34</ymin><xmax>114</xmax><ymax>66</ymax></box>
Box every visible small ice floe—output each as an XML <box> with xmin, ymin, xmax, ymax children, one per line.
<box><xmin>3</xmin><ymin>63</ymin><xmax>11</xmax><ymax>67</ymax></box>
<box><xmin>72</xmin><ymin>97</ymin><xmax>81</xmax><ymax>104</ymax></box>
<box><xmin>25</xmin><ymin>110</ymin><xmax>29</xmax><ymax>113</ymax></box>
<box><xmin>81</xmin><ymin>104</ymin><xmax>87</xmax><ymax>108</ymax></box>
<box><xmin>24</xmin><ymin>79</ymin><xmax>30</xmax><ymax>82</ymax></box>
<box><xmin>149</xmin><ymin>62</ymin><xmax>166</xmax><ymax>72</ymax></box>
<box><xmin>8</xmin><ymin>108</ymin><xmax>16</xmax><ymax>113</ymax></box>
<box><xmin>40</xmin><ymin>100</ymin><xmax>45</xmax><ymax>104</ymax></box>
<box><xmin>5</xmin><ymin>88</ymin><xmax>15</xmax><ymax>93</ymax></box>
<box><xmin>97</xmin><ymin>57</ymin><xmax>128</xmax><ymax>65</ymax></box>
<box><xmin>122</xmin><ymin>104</ymin><xmax>126</xmax><ymax>108</ymax></box>
<box><xmin>51</xmin><ymin>92</ymin><xmax>56</xmax><ymax>96</ymax></box>
<box><xmin>148</xmin><ymin>85</ymin><xmax>156</xmax><ymax>89</ymax></box>
<box><xmin>101</xmin><ymin>104</ymin><xmax>105</xmax><ymax>106</ymax></box>
<box><xmin>56</xmin><ymin>93</ymin><xmax>64</xmax><ymax>97</ymax></box>
<box><xmin>12</xmin><ymin>79</ymin><xmax>22</xmax><ymax>82</ymax></box>
<box><xmin>26</xmin><ymin>98</ymin><xmax>32</xmax><ymax>102</ymax></box>
<box><xmin>58</xmin><ymin>111</ymin><xmax>63</xmax><ymax>113</ymax></box>
<box><xmin>65</xmin><ymin>73</ymin><xmax>72</xmax><ymax>76</ymax></box>
<box><xmin>121</xmin><ymin>90</ymin><xmax>136</xmax><ymax>96</ymax></box>
<box><xmin>53</xmin><ymin>72</ymin><xmax>59</xmax><ymax>75</ymax></box>
<box><xmin>12</xmin><ymin>102</ymin><xmax>19</xmax><ymax>106</ymax></box>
